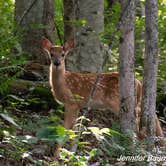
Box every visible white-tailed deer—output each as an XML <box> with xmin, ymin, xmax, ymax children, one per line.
<box><xmin>42</xmin><ymin>38</ymin><xmax>164</xmax><ymax>156</ymax></box>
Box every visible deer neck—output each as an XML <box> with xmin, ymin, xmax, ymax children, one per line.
<box><xmin>50</xmin><ymin>63</ymin><xmax>69</xmax><ymax>101</ymax></box>
<box><xmin>50</xmin><ymin>62</ymin><xmax>66</xmax><ymax>84</ymax></box>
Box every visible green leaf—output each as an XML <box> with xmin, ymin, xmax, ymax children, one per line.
<box><xmin>100</xmin><ymin>128</ymin><xmax>111</xmax><ymax>135</ymax></box>
<box><xmin>81</xmin><ymin>19</ymin><xmax>87</xmax><ymax>26</ymax></box>
<box><xmin>55</xmin><ymin>125</ymin><xmax>65</xmax><ymax>136</ymax></box>
<box><xmin>36</xmin><ymin>126</ymin><xmax>57</xmax><ymax>142</ymax></box>
<box><xmin>8</xmin><ymin>94</ymin><xmax>24</xmax><ymax>102</ymax></box>
<box><xmin>88</xmin><ymin>127</ymin><xmax>100</xmax><ymax>135</ymax></box>
<box><xmin>89</xmin><ymin>148</ymin><xmax>99</xmax><ymax>158</ymax></box>
<box><xmin>0</xmin><ymin>113</ymin><xmax>20</xmax><ymax>129</ymax></box>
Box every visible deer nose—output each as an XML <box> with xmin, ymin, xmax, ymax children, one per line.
<box><xmin>54</xmin><ymin>60</ymin><xmax>61</xmax><ymax>66</ymax></box>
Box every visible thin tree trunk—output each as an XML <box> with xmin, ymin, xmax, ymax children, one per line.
<box><xmin>63</xmin><ymin>0</ymin><xmax>75</xmax><ymax>42</ymax></box>
<box><xmin>119</xmin><ymin>0</ymin><xmax>136</xmax><ymax>133</ymax></box>
<box><xmin>140</xmin><ymin>0</ymin><xmax>158</xmax><ymax>145</ymax></box>
<box><xmin>14</xmin><ymin>0</ymin><xmax>55</xmax><ymax>64</ymax></box>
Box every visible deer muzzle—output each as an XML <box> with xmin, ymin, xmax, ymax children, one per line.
<box><xmin>53</xmin><ymin>58</ymin><xmax>61</xmax><ymax>66</ymax></box>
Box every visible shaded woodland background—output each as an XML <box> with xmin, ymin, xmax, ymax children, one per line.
<box><xmin>0</xmin><ymin>0</ymin><xmax>165</xmax><ymax>165</ymax></box>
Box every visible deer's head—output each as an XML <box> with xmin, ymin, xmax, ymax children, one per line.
<box><xmin>42</xmin><ymin>38</ymin><xmax>74</xmax><ymax>70</ymax></box>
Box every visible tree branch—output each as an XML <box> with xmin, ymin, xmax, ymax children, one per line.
<box><xmin>18</xmin><ymin>0</ymin><xmax>38</xmax><ymax>25</ymax></box>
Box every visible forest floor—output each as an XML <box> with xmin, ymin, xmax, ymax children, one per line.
<box><xmin>0</xmin><ymin>63</ymin><xmax>165</xmax><ymax>165</ymax></box>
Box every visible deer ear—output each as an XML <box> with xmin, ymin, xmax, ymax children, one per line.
<box><xmin>41</xmin><ymin>37</ymin><xmax>52</xmax><ymax>51</ymax></box>
<box><xmin>64</xmin><ymin>39</ymin><xmax>74</xmax><ymax>53</ymax></box>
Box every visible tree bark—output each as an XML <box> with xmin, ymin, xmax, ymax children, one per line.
<box><xmin>63</xmin><ymin>0</ymin><xmax>75</xmax><ymax>42</ymax></box>
<box><xmin>140</xmin><ymin>0</ymin><xmax>158</xmax><ymax>141</ymax></box>
<box><xmin>14</xmin><ymin>0</ymin><xmax>55</xmax><ymax>64</ymax></box>
<box><xmin>119</xmin><ymin>0</ymin><xmax>136</xmax><ymax>133</ymax></box>
<box><xmin>65</xmin><ymin>0</ymin><xmax>104</xmax><ymax>72</ymax></box>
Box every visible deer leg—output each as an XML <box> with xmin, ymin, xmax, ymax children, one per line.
<box><xmin>53</xmin><ymin>103</ymin><xmax>79</xmax><ymax>158</ymax></box>
<box><xmin>154</xmin><ymin>114</ymin><xmax>165</xmax><ymax>146</ymax></box>
<box><xmin>64</xmin><ymin>103</ymin><xmax>79</xmax><ymax>129</ymax></box>
<box><xmin>154</xmin><ymin>114</ymin><xmax>164</xmax><ymax>137</ymax></box>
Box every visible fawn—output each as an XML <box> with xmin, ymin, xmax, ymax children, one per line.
<box><xmin>42</xmin><ymin>38</ymin><xmax>164</xmax><ymax>156</ymax></box>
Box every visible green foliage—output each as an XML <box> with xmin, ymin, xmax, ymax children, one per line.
<box><xmin>0</xmin><ymin>97</ymin><xmax>165</xmax><ymax>165</ymax></box>
<box><xmin>158</xmin><ymin>0</ymin><xmax>166</xmax><ymax>82</ymax></box>
<box><xmin>0</xmin><ymin>65</ymin><xmax>24</xmax><ymax>95</ymax></box>
<box><xmin>0</xmin><ymin>0</ymin><xmax>26</xmax><ymax>96</ymax></box>
<box><xmin>104</xmin><ymin>0</ymin><xmax>166</xmax><ymax>113</ymax></box>
<box><xmin>0</xmin><ymin>0</ymin><xmax>14</xmax><ymax>56</ymax></box>
<box><xmin>0</xmin><ymin>0</ymin><xmax>21</xmax><ymax>59</ymax></box>
<box><xmin>0</xmin><ymin>106</ymin><xmax>60</xmax><ymax>164</ymax></box>
<box><xmin>103</xmin><ymin>2</ymin><xmax>121</xmax><ymax>72</ymax></box>
<box><xmin>135</xmin><ymin>0</ymin><xmax>166</xmax><ymax>82</ymax></box>
<box><xmin>104</xmin><ymin>2</ymin><xmax>121</xmax><ymax>44</ymax></box>
<box><xmin>156</xmin><ymin>0</ymin><xmax>166</xmax><ymax>113</ymax></box>
<box><xmin>54</xmin><ymin>0</ymin><xmax>64</xmax><ymax>44</ymax></box>
<box><xmin>0</xmin><ymin>112</ymin><xmax>20</xmax><ymax>128</ymax></box>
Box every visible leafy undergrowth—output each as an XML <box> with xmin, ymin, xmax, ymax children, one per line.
<box><xmin>0</xmin><ymin>65</ymin><xmax>165</xmax><ymax>166</ymax></box>
<box><xmin>0</xmin><ymin>94</ymin><xmax>165</xmax><ymax>166</ymax></box>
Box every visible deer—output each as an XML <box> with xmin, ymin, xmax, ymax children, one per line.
<box><xmin>42</xmin><ymin>38</ymin><xmax>164</xmax><ymax>157</ymax></box>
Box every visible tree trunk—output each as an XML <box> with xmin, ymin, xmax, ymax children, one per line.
<box><xmin>63</xmin><ymin>0</ymin><xmax>75</xmax><ymax>42</ymax></box>
<box><xmin>119</xmin><ymin>0</ymin><xmax>136</xmax><ymax>133</ymax></box>
<box><xmin>65</xmin><ymin>0</ymin><xmax>104</xmax><ymax>72</ymax></box>
<box><xmin>14</xmin><ymin>0</ymin><xmax>55</xmax><ymax>64</ymax></box>
<box><xmin>140</xmin><ymin>0</ymin><xmax>158</xmax><ymax>142</ymax></box>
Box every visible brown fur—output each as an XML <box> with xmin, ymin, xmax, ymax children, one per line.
<box><xmin>42</xmin><ymin>38</ymin><xmax>164</xmax><ymax>156</ymax></box>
